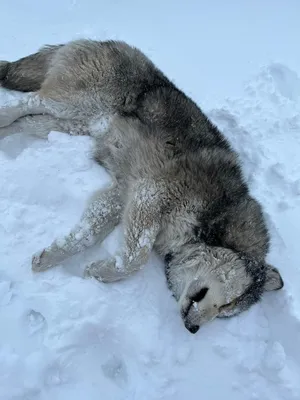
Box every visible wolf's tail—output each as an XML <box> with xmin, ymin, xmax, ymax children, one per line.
<box><xmin>0</xmin><ymin>44</ymin><xmax>63</xmax><ymax>92</ymax></box>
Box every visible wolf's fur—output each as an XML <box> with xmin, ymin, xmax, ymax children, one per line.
<box><xmin>0</xmin><ymin>39</ymin><xmax>284</xmax><ymax>333</ymax></box>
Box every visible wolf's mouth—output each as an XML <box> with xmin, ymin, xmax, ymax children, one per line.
<box><xmin>218</xmin><ymin>298</ymin><xmax>239</xmax><ymax>318</ymax></box>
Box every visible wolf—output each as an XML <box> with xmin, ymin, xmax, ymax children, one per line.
<box><xmin>0</xmin><ymin>39</ymin><xmax>284</xmax><ymax>334</ymax></box>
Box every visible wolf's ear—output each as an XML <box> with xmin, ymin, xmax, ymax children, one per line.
<box><xmin>264</xmin><ymin>264</ymin><xmax>284</xmax><ymax>291</ymax></box>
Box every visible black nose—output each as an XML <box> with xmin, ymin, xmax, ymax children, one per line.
<box><xmin>186</xmin><ymin>324</ymin><xmax>200</xmax><ymax>334</ymax></box>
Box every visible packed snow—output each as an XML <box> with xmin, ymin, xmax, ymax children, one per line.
<box><xmin>1</xmin><ymin>1</ymin><xmax>300</xmax><ymax>399</ymax></box>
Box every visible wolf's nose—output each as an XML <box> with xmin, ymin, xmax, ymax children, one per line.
<box><xmin>185</xmin><ymin>324</ymin><xmax>199</xmax><ymax>334</ymax></box>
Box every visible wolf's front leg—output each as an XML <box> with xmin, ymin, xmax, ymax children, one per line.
<box><xmin>84</xmin><ymin>181</ymin><xmax>162</xmax><ymax>283</ymax></box>
<box><xmin>32</xmin><ymin>184</ymin><xmax>123</xmax><ymax>272</ymax></box>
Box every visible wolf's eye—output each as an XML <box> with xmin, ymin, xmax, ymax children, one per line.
<box><xmin>190</xmin><ymin>287</ymin><xmax>209</xmax><ymax>302</ymax></box>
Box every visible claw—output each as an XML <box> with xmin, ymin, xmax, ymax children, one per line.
<box><xmin>31</xmin><ymin>249</ymin><xmax>53</xmax><ymax>272</ymax></box>
<box><xmin>84</xmin><ymin>262</ymin><xmax>105</xmax><ymax>281</ymax></box>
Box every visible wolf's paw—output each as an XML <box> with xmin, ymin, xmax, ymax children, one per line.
<box><xmin>84</xmin><ymin>258</ymin><xmax>124</xmax><ymax>283</ymax></box>
<box><xmin>31</xmin><ymin>249</ymin><xmax>54</xmax><ymax>272</ymax></box>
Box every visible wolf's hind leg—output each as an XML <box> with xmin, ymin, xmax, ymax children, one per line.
<box><xmin>0</xmin><ymin>92</ymin><xmax>49</xmax><ymax>128</ymax></box>
<box><xmin>0</xmin><ymin>91</ymin><xmax>82</xmax><ymax>128</ymax></box>
<box><xmin>85</xmin><ymin>181</ymin><xmax>162</xmax><ymax>283</ymax></box>
<box><xmin>32</xmin><ymin>185</ymin><xmax>123</xmax><ymax>272</ymax></box>
<box><xmin>0</xmin><ymin>114</ymin><xmax>90</xmax><ymax>139</ymax></box>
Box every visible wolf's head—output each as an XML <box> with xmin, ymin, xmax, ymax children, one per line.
<box><xmin>165</xmin><ymin>245</ymin><xmax>283</xmax><ymax>334</ymax></box>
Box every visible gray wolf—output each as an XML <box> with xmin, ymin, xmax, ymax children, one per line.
<box><xmin>0</xmin><ymin>40</ymin><xmax>284</xmax><ymax>334</ymax></box>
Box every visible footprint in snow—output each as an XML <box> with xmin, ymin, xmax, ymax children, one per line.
<box><xmin>101</xmin><ymin>354</ymin><xmax>128</xmax><ymax>388</ymax></box>
<box><xmin>24</xmin><ymin>309</ymin><xmax>47</xmax><ymax>336</ymax></box>
<box><xmin>264</xmin><ymin>163</ymin><xmax>300</xmax><ymax>210</ymax></box>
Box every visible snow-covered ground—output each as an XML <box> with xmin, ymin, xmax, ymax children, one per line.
<box><xmin>1</xmin><ymin>1</ymin><xmax>300</xmax><ymax>399</ymax></box>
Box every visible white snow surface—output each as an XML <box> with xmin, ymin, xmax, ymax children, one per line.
<box><xmin>1</xmin><ymin>1</ymin><xmax>300</xmax><ymax>399</ymax></box>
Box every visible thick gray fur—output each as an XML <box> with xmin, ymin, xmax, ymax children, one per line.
<box><xmin>0</xmin><ymin>39</ymin><xmax>284</xmax><ymax>333</ymax></box>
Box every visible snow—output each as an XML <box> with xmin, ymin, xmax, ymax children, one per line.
<box><xmin>1</xmin><ymin>1</ymin><xmax>300</xmax><ymax>399</ymax></box>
